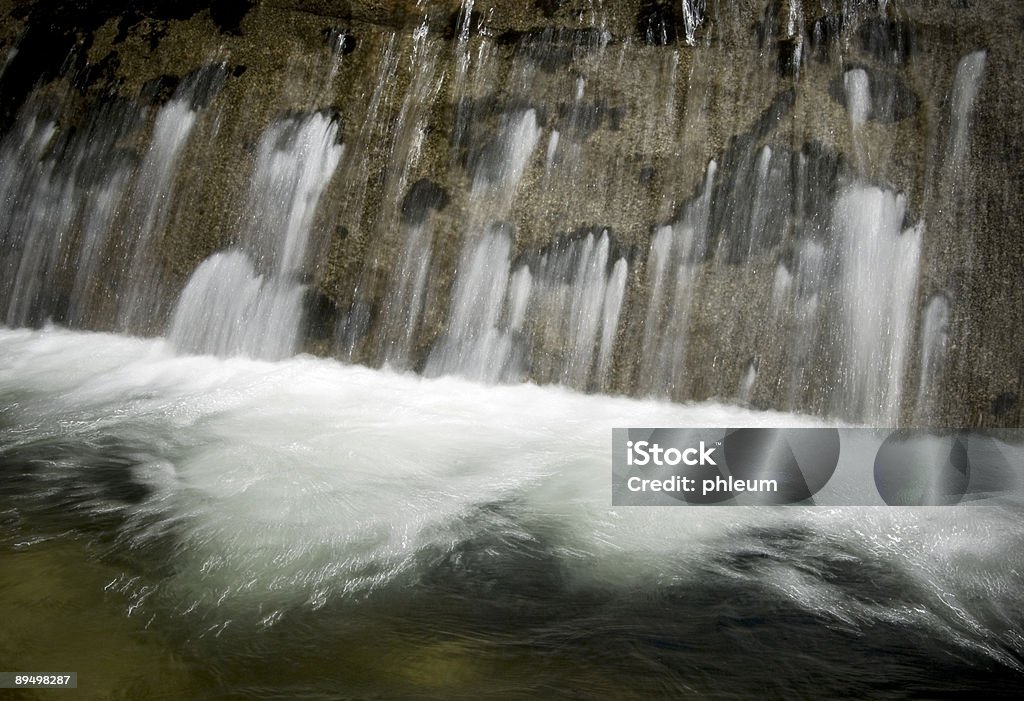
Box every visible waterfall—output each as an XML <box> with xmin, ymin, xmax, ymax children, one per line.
<box><xmin>0</xmin><ymin>100</ymin><xmax>138</xmax><ymax>327</ymax></box>
<box><xmin>915</xmin><ymin>293</ymin><xmax>951</xmax><ymax>422</ymax></box>
<box><xmin>948</xmin><ymin>50</ymin><xmax>987</xmax><ymax>172</ymax></box>
<box><xmin>637</xmin><ymin>162</ymin><xmax>716</xmax><ymax>397</ymax></box>
<box><xmin>844</xmin><ymin>68</ymin><xmax>871</xmax><ymax>127</ymax></box>
<box><xmin>738</xmin><ymin>360</ymin><xmax>757</xmax><ymax>403</ymax></box>
<box><xmin>0</xmin><ymin>1</ymin><xmax>1010</xmax><ymax>427</ymax></box>
<box><xmin>371</xmin><ymin>27</ymin><xmax>445</xmax><ymax>368</ymax></box>
<box><xmin>834</xmin><ymin>185</ymin><xmax>922</xmax><ymax>425</ymax></box>
<box><xmin>0</xmin><ymin>3</ymin><xmax>1022</xmax><ymax>695</ymax></box>
<box><xmin>169</xmin><ymin>113</ymin><xmax>342</xmax><ymax>360</ymax></box>
<box><xmin>528</xmin><ymin>230</ymin><xmax>627</xmax><ymax>388</ymax></box>
<box><xmin>424</xmin><ymin>227</ymin><xmax>517</xmax><ymax>382</ymax></box>
<box><xmin>423</xmin><ymin>227</ymin><xmax>628</xmax><ymax>388</ymax></box>
<box><xmin>114</xmin><ymin>90</ymin><xmax>202</xmax><ymax>330</ymax></box>
<box><xmin>0</xmin><ymin>65</ymin><xmax>224</xmax><ymax>330</ymax></box>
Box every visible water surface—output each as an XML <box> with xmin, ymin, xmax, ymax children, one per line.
<box><xmin>2</xmin><ymin>326</ymin><xmax>1022</xmax><ymax>699</ymax></box>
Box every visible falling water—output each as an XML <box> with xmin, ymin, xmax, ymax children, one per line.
<box><xmin>0</xmin><ymin>99</ymin><xmax>139</xmax><ymax>327</ymax></box>
<box><xmin>169</xmin><ymin>113</ymin><xmax>342</xmax><ymax>359</ymax></box>
<box><xmin>638</xmin><ymin>163</ymin><xmax>716</xmax><ymax>397</ymax></box>
<box><xmin>0</xmin><ymin>2</ymin><xmax>1009</xmax><ymax>426</ymax></box>
<box><xmin>372</xmin><ymin>27</ymin><xmax>445</xmax><ymax>368</ymax></box>
<box><xmin>115</xmin><ymin>68</ymin><xmax>225</xmax><ymax>330</ymax></box>
<box><xmin>949</xmin><ymin>50</ymin><xmax>988</xmax><ymax>172</ymax></box>
<box><xmin>834</xmin><ymin>185</ymin><xmax>922</xmax><ymax>424</ymax></box>
<box><xmin>844</xmin><ymin>68</ymin><xmax>871</xmax><ymax>127</ymax></box>
<box><xmin>424</xmin><ymin>227</ymin><xmax>517</xmax><ymax>382</ymax></box>
<box><xmin>527</xmin><ymin>230</ymin><xmax>627</xmax><ymax>388</ymax></box>
<box><xmin>915</xmin><ymin>293</ymin><xmax>951</xmax><ymax>422</ymax></box>
<box><xmin>0</xmin><ymin>66</ymin><xmax>224</xmax><ymax>330</ymax></box>
<box><xmin>738</xmin><ymin>360</ymin><xmax>757</xmax><ymax>403</ymax></box>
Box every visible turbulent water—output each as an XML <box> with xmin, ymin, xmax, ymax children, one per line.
<box><xmin>0</xmin><ymin>0</ymin><xmax>1019</xmax><ymax>697</ymax></box>
<box><xmin>2</xmin><ymin>326</ymin><xmax>1023</xmax><ymax>698</ymax></box>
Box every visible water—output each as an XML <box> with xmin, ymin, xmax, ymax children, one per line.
<box><xmin>169</xmin><ymin>112</ymin><xmax>342</xmax><ymax>360</ymax></box>
<box><xmin>0</xmin><ymin>98</ymin><xmax>138</xmax><ymax>327</ymax></box>
<box><xmin>834</xmin><ymin>185</ymin><xmax>922</xmax><ymax>424</ymax></box>
<box><xmin>949</xmin><ymin>50</ymin><xmax>988</xmax><ymax>173</ymax></box>
<box><xmin>0</xmin><ymin>2</ymin><xmax>1019</xmax><ymax>697</ymax></box>
<box><xmin>915</xmin><ymin>293</ymin><xmax>951</xmax><ymax>423</ymax></box>
<box><xmin>114</xmin><ymin>91</ymin><xmax>204</xmax><ymax>331</ymax></box>
<box><xmin>638</xmin><ymin>162</ymin><xmax>715</xmax><ymax>397</ymax></box>
<box><xmin>0</xmin><ymin>6</ymin><xmax>1000</xmax><ymax>425</ymax></box>
<box><xmin>844</xmin><ymin>68</ymin><xmax>871</xmax><ymax>127</ymax></box>
<box><xmin>0</xmin><ymin>65</ymin><xmax>225</xmax><ymax>333</ymax></box>
<box><xmin>424</xmin><ymin>227</ymin><xmax>517</xmax><ymax>381</ymax></box>
<box><xmin>2</xmin><ymin>326</ymin><xmax>1023</xmax><ymax>698</ymax></box>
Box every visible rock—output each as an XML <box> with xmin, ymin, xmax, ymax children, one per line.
<box><xmin>857</xmin><ymin>18</ymin><xmax>916</xmax><ymax>64</ymax></box>
<box><xmin>636</xmin><ymin>0</ymin><xmax>682</xmax><ymax>46</ymax></box>
<box><xmin>401</xmin><ymin>179</ymin><xmax>451</xmax><ymax>224</ymax></box>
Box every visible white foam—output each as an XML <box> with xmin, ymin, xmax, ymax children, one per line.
<box><xmin>1</xmin><ymin>326</ymin><xmax>818</xmax><ymax>606</ymax></box>
<box><xmin>2</xmin><ymin>325</ymin><xmax>1021</xmax><ymax>665</ymax></box>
